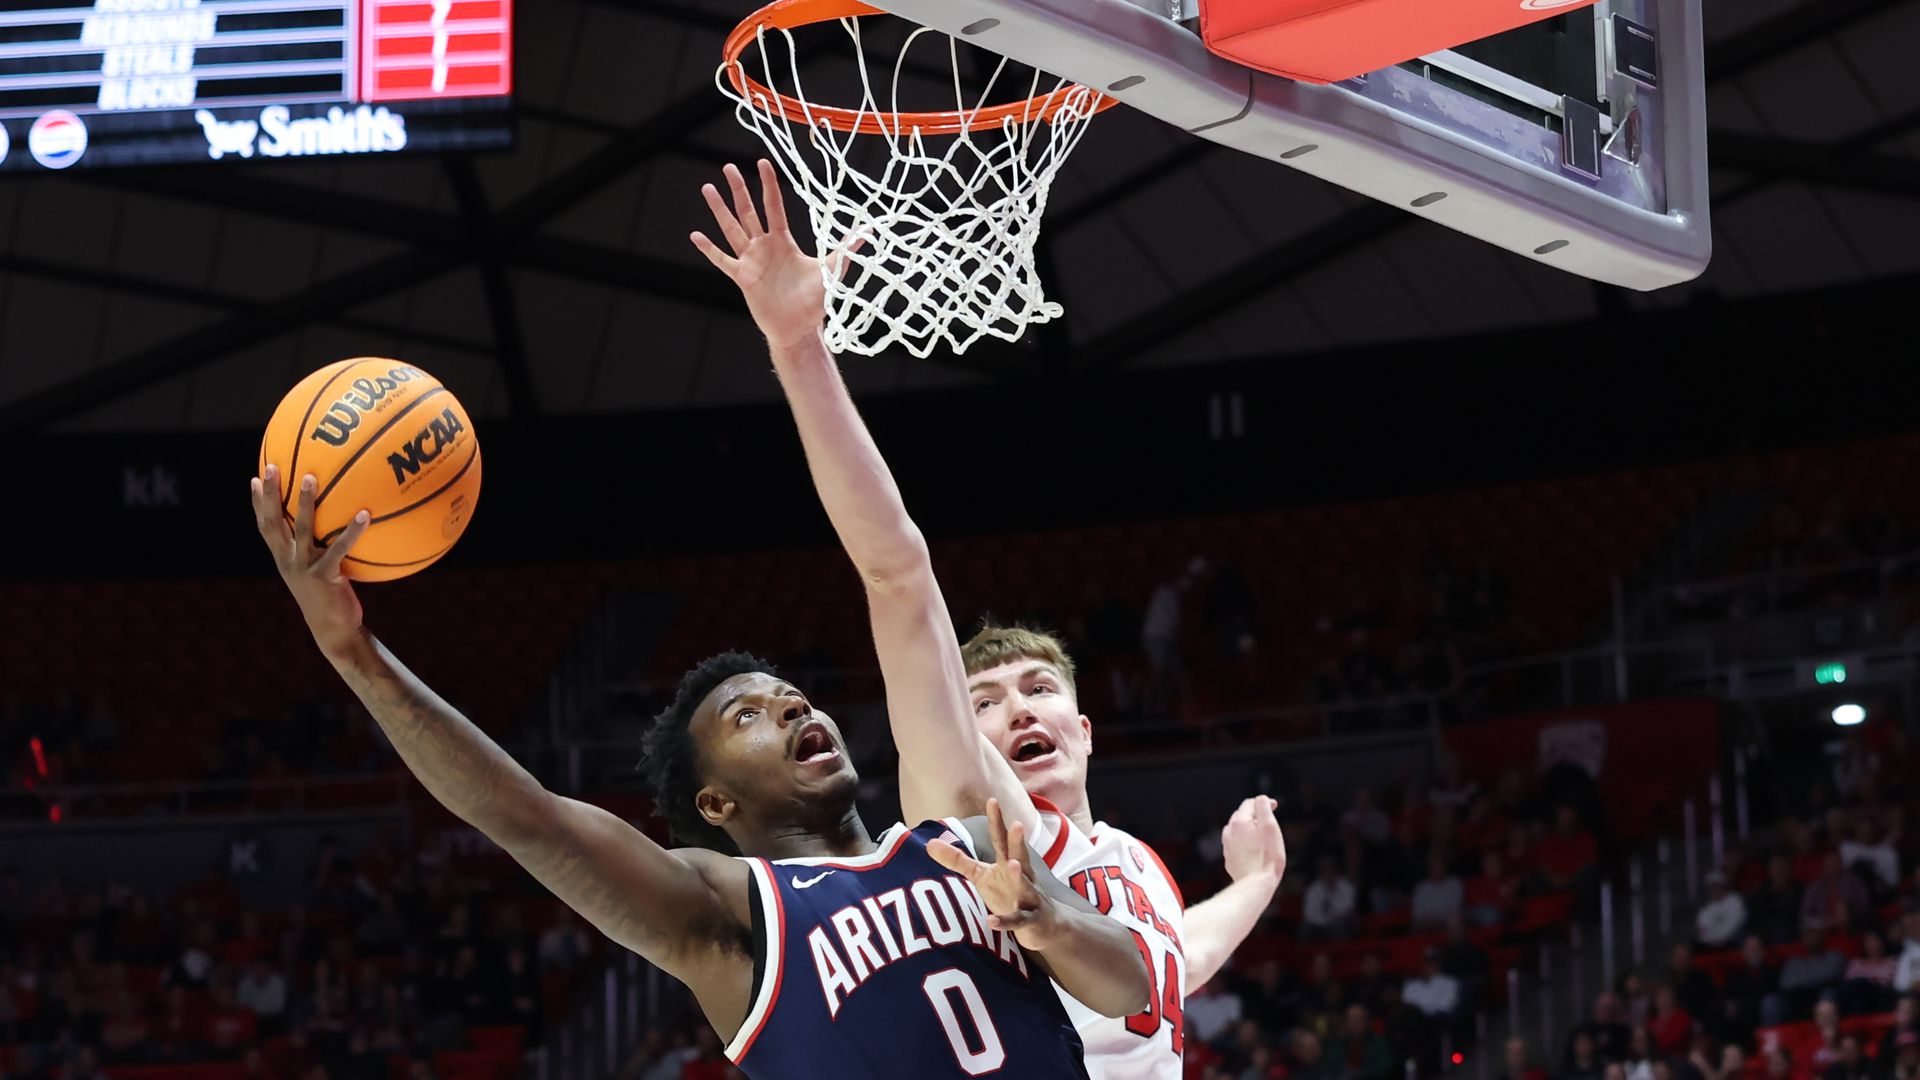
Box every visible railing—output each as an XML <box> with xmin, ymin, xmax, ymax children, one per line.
<box><xmin>558</xmin><ymin>637</ymin><xmax>1717</xmax><ymax>780</ymax></box>
<box><xmin>527</xmin><ymin>951</ymin><xmax>669</xmax><ymax>1080</ymax></box>
<box><xmin>1641</xmin><ymin>547</ymin><xmax>1920</xmax><ymax>623</ymax></box>
<box><xmin>12</xmin><ymin>772</ymin><xmax>411</xmax><ymax>822</ymax></box>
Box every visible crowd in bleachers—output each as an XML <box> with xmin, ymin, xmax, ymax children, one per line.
<box><xmin>0</xmin><ymin>835</ymin><xmax>585</xmax><ymax>1080</ymax></box>
<box><xmin>1428</xmin><ymin>718</ymin><xmax>1920</xmax><ymax>1080</ymax></box>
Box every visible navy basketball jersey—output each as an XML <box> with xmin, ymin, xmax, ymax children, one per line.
<box><xmin>725</xmin><ymin>819</ymin><xmax>1091</xmax><ymax>1079</ymax></box>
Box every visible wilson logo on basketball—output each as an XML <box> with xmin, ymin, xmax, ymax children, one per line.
<box><xmin>388</xmin><ymin>407</ymin><xmax>467</xmax><ymax>485</ymax></box>
<box><xmin>308</xmin><ymin>366</ymin><xmax>425</xmax><ymax>447</ymax></box>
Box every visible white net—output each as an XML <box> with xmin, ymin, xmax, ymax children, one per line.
<box><xmin>718</xmin><ymin>16</ymin><xmax>1106</xmax><ymax>358</ymax></box>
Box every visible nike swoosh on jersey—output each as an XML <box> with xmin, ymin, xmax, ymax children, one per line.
<box><xmin>792</xmin><ymin>871</ymin><xmax>837</xmax><ymax>889</ymax></box>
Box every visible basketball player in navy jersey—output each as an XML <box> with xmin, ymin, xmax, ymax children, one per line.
<box><xmin>689</xmin><ymin>160</ymin><xmax>1287</xmax><ymax>1080</ymax></box>
<box><xmin>248</xmin><ymin>275</ymin><xmax>1149</xmax><ymax>1076</ymax></box>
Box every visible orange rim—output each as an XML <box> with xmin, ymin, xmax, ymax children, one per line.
<box><xmin>722</xmin><ymin>0</ymin><xmax>1116</xmax><ymax>136</ymax></box>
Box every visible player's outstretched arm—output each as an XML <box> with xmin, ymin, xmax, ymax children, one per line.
<box><xmin>690</xmin><ymin>160</ymin><xmax>1035</xmax><ymax>832</ymax></box>
<box><xmin>1182</xmin><ymin>796</ymin><xmax>1287</xmax><ymax>986</ymax></box>
<box><xmin>929</xmin><ymin>799</ymin><xmax>1152</xmax><ymax>1018</ymax></box>
<box><xmin>249</xmin><ymin>467</ymin><xmax>749</xmax><ymax>997</ymax></box>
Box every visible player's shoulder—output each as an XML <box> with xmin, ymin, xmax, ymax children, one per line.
<box><xmin>1091</xmin><ymin>824</ymin><xmax>1187</xmax><ymax>910</ymax></box>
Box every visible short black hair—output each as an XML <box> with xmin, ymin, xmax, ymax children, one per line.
<box><xmin>640</xmin><ymin>651</ymin><xmax>780</xmax><ymax>852</ymax></box>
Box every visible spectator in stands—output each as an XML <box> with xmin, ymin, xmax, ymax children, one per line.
<box><xmin>205</xmin><ymin>982</ymin><xmax>259</xmax><ymax>1058</ymax></box>
<box><xmin>1786</xmin><ymin>823</ymin><xmax>1828</xmax><ymax>884</ymax></box>
<box><xmin>1535</xmin><ymin>807</ymin><xmax>1599</xmax><ymax>892</ymax></box>
<box><xmin>166</xmin><ymin>919</ymin><xmax>218</xmax><ymax>988</ymax></box>
<box><xmin>1648</xmin><ymin>984</ymin><xmax>1693</xmax><ymax>1056</ymax></box>
<box><xmin>1302</xmin><ymin>856</ymin><xmax>1358</xmax><ymax>941</ymax></box>
<box><xmin>1465</xmin><ymin>851</ymin><xmax>1519</xmax><ymax>928</ymax></box>
<box><xmin>489</xmin><ymin>944</ymin><xmax>542</xmax><ymax>1039</ymax></box>
<box><xmin>1715</xmin><ymin>936</ymin><xmax>1778</xmax><ymax>1045</ymax></box>
<box><xmin>1411</xmin><ymin>855</ymin><xmax>1465</xmax><ymax>931</ymax></box>
<box><xmin>1499</xmin><ymin>1036</ymin><xmax>1548</xmax><ymax>1080</ymax></box>
<box><xmin>1811</xmin><ymin>1000</ymin><xmax>1846</xmax><ymax>1074</ymax></box>
<box><xmin>1750</xmin><ymin>856</ymin><xmax>1806</xmax><ymax>945</ymax></box>
<box><xmin>1885</xmin><ymin>1032</ymin><xmax>1920</xmax><ymax>1080</ymax></box>
<box><xmin>1803</xmin><ymin>854</ymin><xmax>1873</xmax><ymax>933</ymax></box>
<box><xmin>1349</xmin><ymin>953</ymin><xmax>1394</xmax><ymax>1016</ymax></box>
<box><xmin>1877</xmin><ymin>997</ymin><xmax>1920</xmax><ymax>1060</ymax></box>
<box><xmin>1565</xmin><ymin>1031</ymin><xmax>1605</xmax><ymax>1080</ymax></box>
<box><xmin>1289</xmin><ymin>1029</ymin><xmax>1343</xmax><ymax>1080</ymax></box>
<box><xmin>1438</xmin><ymin>915</ymin><xmax>1490</xmax><ymax>1003</ymax></box>
<box><xmin>538</xmin><ymin>909</ymin><xmax>593</xmax><ymax>973</ymax></box>
<box><xmin>149</xmin><ymin>984</ymin><xmax>206</xmax><ymax>1063</ymax></box>
<box><xmin>1769</xmin><ymin>925</ymin><xmax>1849</xmax><ymax>1026</ymax></box>
<box><xmin>97</xmin><ymin>985</ymin><xmax>148</xmax><ymax>1063</ymax></box>
<box><xmin>1141</xmin><ymin>561</ymin><xmax>1197</xmax><ymax>703</ymax></box>
<box><xmin>1668</xmin><ymin>944</ymin><xmax>1719</xmax><ymax>1020</ymax></box>
<box><xmin>1620</xmin><ymin>972</ymin><xmax>1653</xmax><ymax>1027</ymax></box>
<box><xmin>1845</xmin><ymin>929</ymin><xmax>1900</xmax><ymax>1015</ymax></box>
<box><xmin>1219</xmin><ymin>1018</ymin><xmax>1267</xmax><ymax>1077</ymax></box>
<box><xmin>1830</xmin><ymin>1034</ymin><xmax>1874</xmax><ymax>1080</ymax></box>
<box><xmin>1296</xmin><ymin>952</ymin><xmax>1344</xmax><ymax>1031</ymax></box>
<box><xmin>1841</xmin><ymin>817</ymin><xmax>1902</xmax><ymax>895</ymax></box>
<box><xmin>1431</xmin><ymin>757</ymin><xmax>1478</xmax><ymax>813</ymax></box>
<box><xmin>1366</xmin><ymin>822</ymin><xmax>1423</xmax><ymax>915</ymax></box>
<box><xmin>1570</xmin><ymin>993</ymin><xmax>1632</xmax><ymax>1065</ymax></box>
<box><xmin>1711</xmin><ymin>1043</ymin><xmax>1748</xmax><ymax>1080</ymax></box>
<box><xmin>1895</xmin><ymin>906</ymin><xmax>1920</xmax><ymax>994</ymax></box>
<box><xmin>356</xmin><ymin>890</ymin><xmax>410</xmax><ymax>956</ymax></box>
<box><xmin>1334</xmin><ymin>1004</ymin><xmax>1393</xmax><ymax>1080</ymax></box>
<box><xmin>1696</xmin><ymin>872</ymin><xmax>1749</xmax><ymax>950</ymax></box>
<box><xmin>1403</xmin><ymin>948</ymin><xmax>1461</xmax><ymax>1026</ymax></box>
<box><xmin>1189</xmin><ymin>975</ymin><xmax>1244</xmax><ymax>1045</ymax></box>
<box><xmin>1234</xmin><ymin>959</ymin><xmax>1297</xmax><ymax>1035</ymax></box>
<box><xmin>1621</xmin><ymin>1025</ymin><xmax>1656</xmax><ymax>1080</ymax></box>
<box><xmin>1343</xmin><ymin>789</ymin><xmax>1391</xmax><ymax>846</ymax></box>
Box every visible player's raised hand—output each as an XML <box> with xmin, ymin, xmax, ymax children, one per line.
<box><xmin>1221</xmin><ymin>795</ymin><xmax>1287</xmax><ymax>884</ymax></box>
<box><xmin>690</xmin><ymin>160</ymin><xmax>844</xmax><ymax>352</ymax></box>
<box><xmin>250</xmin><ymin>464</ymin><xmax>371</xmax><ymax>655</ymax></box>
<box><xmin>928</xmin><ymin>798</ymin><xmax>1068</xmax><ymax>952</ymax></box>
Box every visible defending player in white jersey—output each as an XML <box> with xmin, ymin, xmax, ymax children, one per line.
<box><xmin>960</xmin><ymin>626</ymin><xmax>1286</xmax><ymax>1078</ymax></box>
<box><xmin>702</xmin><ymin>158</ymin><xmax>1289</xmax><ymax>1079</ymax></box>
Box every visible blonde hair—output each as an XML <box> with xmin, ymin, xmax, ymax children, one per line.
<box><xmin>959</xmin><ymin>624</ymin><xmax>1077</xmax><ymax>700</ymax></box>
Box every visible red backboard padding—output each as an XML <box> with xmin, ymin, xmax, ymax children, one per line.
<box><xmin>1200</xmin><ymin>0</ymin><xmax>1601</xmax><ymax>84</ymax></box>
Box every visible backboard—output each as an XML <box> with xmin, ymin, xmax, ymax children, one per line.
<box><xmin>856</xmin><ymin>0</ymin><xmax>1710</xmax><ymax>290</ymax></box>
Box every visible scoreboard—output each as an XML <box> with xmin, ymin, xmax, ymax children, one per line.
<box><xmin>0</xmin><ymin>0</ymin><xmax>512</xmax><ymax>171</ymax></box>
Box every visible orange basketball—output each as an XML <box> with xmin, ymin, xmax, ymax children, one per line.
<box><xmin>259</xmin><ymin>358</ymin><xmax>482</xmax><ymax>582</ymax></box>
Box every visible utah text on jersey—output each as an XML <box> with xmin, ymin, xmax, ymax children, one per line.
<box><xmin>1034</xmin><ymin>797</ymin><xmax>1188</xmax><ymax>1080</ymax></box>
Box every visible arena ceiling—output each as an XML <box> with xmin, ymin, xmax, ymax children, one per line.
<box><xmin>0</xmin><ymin>0</ymin><xmax>1917</xmax><ymax>434</ymax></box>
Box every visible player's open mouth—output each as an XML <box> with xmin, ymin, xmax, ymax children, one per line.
<box><xmin>1010</xmin><ymin>731</ymin><xmax>1058</xmax><ymax>768</ymax></box>
<box><xmin>792</xmin><ymin>720</ymin><xmax>839</xmax><ymax>765</ymax></box>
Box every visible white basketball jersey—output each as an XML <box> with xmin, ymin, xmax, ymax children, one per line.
<box><xmin>1029</xmin><ymin>796</ymin><xmax>1186</xmax><ymax>1080</ymax></box>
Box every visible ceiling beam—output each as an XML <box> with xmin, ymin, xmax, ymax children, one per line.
<box><xmin>445</xmin><ymin>156</ymin><xmax>540</xmax><ymax>419</ymax></box>
<box><xmin>0</xmin><ymin>252</ymin><xmax>494</xmax><ymax>356</ymax></box>
<box><xmin>1711</xmin><ymin>131</ymin><xmax>1920</xmax><ymax>200</ymax></box>
<box><xmin>1077</xmin><ymin>203</ymin><xmax>1403</xmax><ymax>370</ymax></box>
<box><xmin>0</xmin><ymin>248</ymin><xmax>466</xmax><ymax>432</ymax></box>
<box><xmin>1705</xmin><ymin>0</ymin><xmax>1913</xmax><ymax>83</ymax></box>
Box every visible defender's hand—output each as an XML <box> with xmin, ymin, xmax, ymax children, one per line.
<box><xmin>929</xmin><ymin>798</ymin><xmax>1068</xmax><ymax>952</ymax></box>
<box><xmin>250</xmin><ymin>464</ymin><xmax>371</xmax><ymax>656</ymax></box>
<box><xmin>690</xmin><ymin>160</ymin><xmax>852</xmax><ymax>352</ymax></box>
<box><xmin>1221</xmin><ymin>796</ymin><xmax>1286</xmax><ymax>884</ymax></box>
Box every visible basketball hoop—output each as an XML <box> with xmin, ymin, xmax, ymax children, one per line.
<box><xmin>718</xmin><ymin>0</ymin><xmax>1115</xmax><ymax>358</ymax></box>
